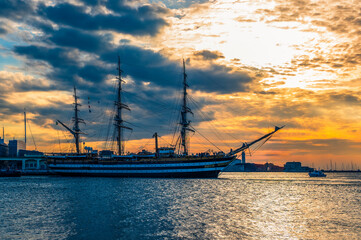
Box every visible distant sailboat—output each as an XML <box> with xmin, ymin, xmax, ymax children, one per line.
<box><xmin>48</xmin><ymin>58</ymin><xmax>283</xmax><ymax>178</ymax></box>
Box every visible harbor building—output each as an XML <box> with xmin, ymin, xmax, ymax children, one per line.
<box><xmin>225</xmin><ymin>152</ymin><xmax>258</xmax><ymax>172</ymax></box>
<box><xmin>18</xmin><ymin>149</ymin><xmax>44</xmax><ymax>157</ymax></box>
<box><xmin>284</xmin><ymin>162</ymin><xmax>313</xmax><ymax>172</ymax></box>
<box><xmin>0</xmin><ymin>156</ymin><xmax>47</xmax><ymax>172</ymax></box>
<box><xmin>0</xmin><ymin>137</ymin><xmax>9</xmax><ymax>157</ymax></box>
<box><xmin>9</xmin><ymin>140</ymin><xmax>26</xmax><ymax>157</ymax></box>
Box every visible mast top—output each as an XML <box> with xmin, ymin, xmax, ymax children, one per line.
<box><xmin>180</xmin><ymin>59</ymin><xmax>194</xmax><ymax>155</ymax></box>
<box><xmin>114</xmin><ymin>56</ymin><xmax>132</xmax><ymax>155</ymax></box>
<box><xmin>56</xmin><ymin>86</ymin><xmax>85</xmax><ymax>154</ymax></box>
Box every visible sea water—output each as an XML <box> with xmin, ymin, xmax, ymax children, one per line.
<box><xmin>0</xmin><ymin>172</ymin><xmax>360</xmax><ymax>239</ymax></box>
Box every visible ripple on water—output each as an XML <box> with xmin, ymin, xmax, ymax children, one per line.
<box><xmin>0</xmin><ymin>173</ymin><xmax>360</xmax><ymax>239</ymax></box>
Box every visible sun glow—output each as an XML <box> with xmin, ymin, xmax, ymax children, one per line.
<box><xmin>162</xmin><ymin>1</ymin><xmax>320</xmax><ymax>68</ymax></box>
<box><xmin>7</xmin><ymin>91</ymin><xmax>73</xmax><ymax>107</ymax></box>
<box><xmin>1</xmin><ymin>0</ymin><xmax>361</xmax><ymax>168</ymax></box>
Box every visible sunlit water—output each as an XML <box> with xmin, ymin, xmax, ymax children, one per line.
<box><xmin>0</xmin><ymin>172</ymin><xmax>360</xmax><ymax>240</ymax></box>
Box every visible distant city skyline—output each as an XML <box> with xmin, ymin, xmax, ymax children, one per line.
<box><xmin>0</xmin><ymin>0</ymin><xmax>360</xmax><ymax>168</ymax></box>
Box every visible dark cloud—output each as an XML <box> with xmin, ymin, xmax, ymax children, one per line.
<box><xmin>0</xmin><ymin>26</ymin><xmax>7</xmax><ymax>35</ymax></box>
<box><xmin>48</xmin><ymin>28</ymin><xmax>113</xmax><ymax>53</ymax></box>
<box><xmin>30</xmin><ymin>18</ymin><xmax>55</xmax><ymax>34</ymax></box>
<box><xmin>193</xmin><ymin>50</ymin><xmax>225</xmax><ymax>60</ymax></box>
<box><xmin>146</xmin><ymin>0</ymin><xmax>210</xmax><ymax>10</ymax></box>
<box><xmin>106</xmin><ymin>0</ymin><xmax>169</xmax><ymax>16</ymax></box>
<box><xmin>12</xmin><ymin>80</ymin><xmax>54</xmax><ymax>93</ymax></box>
<box><xmin>103</xmin><ymin>45</ymin><xmax>252</xmax><ymax>93</ymax></box>
<box><xmin>77</xmin><ymin>64</ymin><xmax>110</xmax><ymax>84</ymax></box>
<box><xmin>0</xmin><ymin>72</ymin><xmax>47</xmax><ymax>93</ymax></box>
<box><xmin>12</xmin><ymin>45</ymin><xmax>111</xmax><ymax>92</ymax></box>
<box><xmin>14</xmin><ymin>45</ymin><xmax>77</xmax><ymax>67</ymax></box>
<box><xmin>0</xmin><ymin>20</ymin><xmax>12</xmax><ymax>35</ymax></box>
<box><xmin>8</xmin><ymin>1</ymin><xmax>250</xmax><ymax>95</ymax></box>
<box><xmin>0</xmin><ymin>0</ymin><xmax>34</xmax><ymax>20</ymax></box>
<box><xmin>329</xmin><ymin>93</ymin><xmax>361</xmax><ymax>104</ymax></box>
<box><xmin>14</xmin><ymin>42</ymin><xmax>254</xmax><ymax>95</ymax></box>
<box><xmin>0</xmin><ymin>98</ymin><xmax>22</xmax><ymax>116</ymax></box>
<box><xmin>256</xmin><ymin>91</ymin><xmax>277</xmax><ymax>95</ymax></box>
<box><xmin>354</xmin><ymin>18</ymin><xmax>361</xmax><ymax>26</ymax></box>
<box><xmin>188</xmin><ymin>65</ymin><xmax>251</xmax><ymax>93</ymax></box>
<box><xmin>38</xmin><ymin>2</ymin><xmax>168</xmax><ymax>36</ymax></box>
<box><xmin>79</xmin><ymin>0</ymin><xmax>101</xmax><ymax>6</ymax></box>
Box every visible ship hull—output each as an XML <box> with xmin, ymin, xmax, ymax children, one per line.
<box><xmin>48</xmin><ymin>156</ymin><xmax>234</xmax><ymax>178</ymax></box>
<box><xmin>50</xmin><ymin>170</ymin><xmax>221</xmax><ymax>178</ymax></box>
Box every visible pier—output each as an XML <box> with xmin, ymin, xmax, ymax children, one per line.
<box><xmin>0</xmin><ymin>156</ymin><xmax>52</xmax><ymax>175</ymax></box>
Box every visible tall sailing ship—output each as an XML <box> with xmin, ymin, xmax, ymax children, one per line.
<box><xmin>47</xmin><ymin>58</ymin><xmax>283</xmax><ymax>178</ymax></box>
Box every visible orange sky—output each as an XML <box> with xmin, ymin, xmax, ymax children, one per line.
<box><xmin>0</xmin><ymin>0</ymin><xmax>360</xmax><ymax>169</ymax></box>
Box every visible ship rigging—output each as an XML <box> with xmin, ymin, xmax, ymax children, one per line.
<box><xmin>48</xmin><ymin>57</ymin><xmax>283</xmax><ymax>178</ymax></box>
<box><xmin>114</xmin><ymin>56</ymin><xmax>132</xmax><ymax>155</ymax></box>
<box><xmin>56</xmin><ymin>86</ymin><xmax>85</xmax><ymax>154</ymax></box>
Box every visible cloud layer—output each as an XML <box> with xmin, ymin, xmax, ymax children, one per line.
<box><xmin>0</xmin><ymin>0</ymin><xmax>360</xmax><ymax>168</ymax></box>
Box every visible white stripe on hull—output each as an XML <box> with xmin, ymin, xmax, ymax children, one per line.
<box><xmin>48</xmin><ymin>160</ymin><xmax>231</xmax><ymax>169</ymax></box>
<box><xmin>51</xmin><ymin>167</ymin><xmax>226</xmax><ymax>174</ymax></box>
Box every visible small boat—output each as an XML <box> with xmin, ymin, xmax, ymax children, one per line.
<box><xmin>0</xmin><ymin>169</ymin><xmax>21</xmax><ymax>177</ymax></box>
<box><xmin>309</xmin><ymin>170</ymin><xmax>326</xmax><ymax>177</ymax></box>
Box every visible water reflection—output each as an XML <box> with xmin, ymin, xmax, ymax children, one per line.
<box><xmin>0</xmin><ymin>173</ymin><xmax>360</xmax><ymax>239</ymax></box>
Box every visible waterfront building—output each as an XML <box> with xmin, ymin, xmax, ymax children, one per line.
<box><xmin>9</xmin><ymin>140</ymin><xmax>26</xmax><ymax>157</ymax></box>
<box><xmin>241</xmin><ymin>151</ymin><xmax>246</xmax><ymax>164</ymax></box>
<box><xmin>18</xmin><ymin>149</ymin><xmax>44</xmax><ymax>157</ymax></box>
<box><xmin>0</xmin><ymin>156</ymin><xmax>47</xmax><ymax>172</ymax></box>
<box><xmin>0</xmin><ymin>137</ymin><xmax>9</xmax><ymax>157</ymax></box>
<box><xmin>224</xmin><ymin>160</ymin><xmax>257</xmax><ymax>172</ymax></box>
<box><xmin>284</xmin><ymin>161</ymin><xmax>313</xmax><ymax>172</ymax></box>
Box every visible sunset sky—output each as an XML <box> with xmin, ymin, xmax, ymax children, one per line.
<box><xmin>0</xmin><ymin>0</ymin><xmax>360</xmax><ymax>169</ymax></box>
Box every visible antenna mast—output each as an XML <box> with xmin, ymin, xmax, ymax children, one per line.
<box><xmin>114</xmin><ymin>56</ymin><xmax>132</xmax><ymax>155</ymax></box>
<box><xmin>24</xmin><ymin>110</ymin><xmax>26</xmax><ymax>148</ymax></box>
<box><xmin>180</xmin><ymin>59</ymin><xmax>194</xmax><ymax>155</ymax></box>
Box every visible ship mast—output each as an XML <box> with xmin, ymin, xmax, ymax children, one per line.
<box><xmin>114</xmin><ymin>56</ymin><xmax>132</xmax><ymax>155</ymax></box>
<box><xmin>73</xmin><ymin>86</ymin><xmax>82</xmax><ymax>154</ymax></box>
<box><xmin>180</xmin><ymin>59</ymin><xmax>194</xmax><ymax>155</ymax></box>
<box><xmin>56</xmin><ymin>86</ymin><xmax>84</xmax><ymax>154</ymax></box>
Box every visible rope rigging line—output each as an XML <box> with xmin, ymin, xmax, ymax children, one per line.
<box><xmin>249</xmin><ymin>135</ymin><xmax>273</xmax><ymax>155</ymax></box>
<box><xmin>122</xmin><ymin>90</ymin><xmax>176</xmax><ymax>111</ymax></box>
<box><xmin>57</xmin><ymin>129</ymin><xmax>62</xmax><ymax>153</ymax></box>
<box><xmin>104</xmin><ymin>79</ymin><xmax>118</xmax><ymax>150</ymax></box>
<box><xmin>191</xmin><ymin>134</ymin><xmax>213</xmax><ymax>153</ymax></box>
<box><xmin>169</xmin><ymin>94</ymin><xmax>182</xmax><ymax>146</ymax></box>
<box><xmin>57</xmin><ymin>123</ymin><xmax>73</xmax><ymax>153</ymax></box>
<box><xmin>191</xmin><ymin>93</ymin><xmax>255</xmax><ymax>144</ymax></box>
<box><xmin>187</xmin><ymin>96</ymin><xmax>231</xmax><ymax>151</ymax></box>
<box><xmin>158</xmin><ymin>135</ymin><xmax>172</xmax><ymax>146</ymax></box>
<box><xmin>136</xmin><ymin>137</ymin><xmax>153</xmax><ymax>152</ymax></box>
<box><xmin>26</xmin><ymin>118</ymin><xmax>37</xmax><ymax>151</ymax></box>
<box><xmin>169</xmin><ymin>70</ymin><xmax>186</xmax><ymax>147</ymax></box>
<box><xmin>189</xmin><ymin>94</ymin><xmax>257</xmax><ymax>152</ymax></box>
<box><xmin>192</xmin><ymin>127</ymin><xmax>223</xmax><ymax>152</ymax></box>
